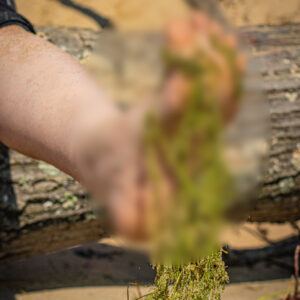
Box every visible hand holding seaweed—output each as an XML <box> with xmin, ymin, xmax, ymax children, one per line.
<box><xmin>145</xmin><ymin>11</ymin><xmax>245</xmax><ymax>262</ymax></box>
<box><xmin>143</xmin><ymin>12</ymin><xmax>245</xmax><ymax>299</ymax></box>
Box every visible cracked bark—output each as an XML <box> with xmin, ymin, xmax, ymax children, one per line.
<box><xmin>1</xmin><ymin>23</ymin><xmax>300</xmax><ymax>263</ymax></box>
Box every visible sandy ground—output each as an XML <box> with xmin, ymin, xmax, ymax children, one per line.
<box><xmin>221</xmin><ymin>221</ymin><xmax>300</xmax><ymax>249</ymax></box>
<box><xmin>15</xmin><ymin>0</ymin><xmax>300</xmax><ymax>31</ymax></box>
<box><xmin>3</xmin><ymin>279</ymin><xmax>291</xmax><ymax>300</ymax></box>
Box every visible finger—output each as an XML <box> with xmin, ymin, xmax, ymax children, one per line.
<box><xmin>108</xmin><ymin>168</ymin><xmax>150</xmax><ymax>240</ymax></box>
<box><xmin>190</xmin><ymin>11</ymin><xmax>209</xmax><ymax>33</ymax></box>
<box><xmin>223</xmin><ymin>33</ymin><xmax>238</xmax><ymax>49</ymax></box>
<box><xmin>236</xmin><ymin>53</ymin><xmax>247</xmax><ymax>73</ymax></box>
<box><xmin>160</xmin><ymin>71</ymin><xmax>189</xmax><ymax>116</ymax></box>
<box><xmin>191</xmin><ymin>11</ymin><xmax>223</xmax><ymax>39</ymax></box>
<box><xmin>166</xmin><ymin>20</ymin><xmax>194</xmax><ymax>56</ymax></box>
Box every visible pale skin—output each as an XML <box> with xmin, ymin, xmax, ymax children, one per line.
<box><xmin>0</xmin><ymin>13</ymin><xmax>245</xmax><ymax>239</ymax></box>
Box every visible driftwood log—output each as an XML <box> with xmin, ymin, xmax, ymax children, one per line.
<box><xmin>1</xmin><ymin>23</ymin><xmax>300</xmax><ymax>263</ymax></box>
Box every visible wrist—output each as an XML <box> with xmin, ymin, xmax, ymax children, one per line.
<box><xmin>68</xmin><ymin>101</ymin><xmax>123</xmax><ymax>188</ymax></box>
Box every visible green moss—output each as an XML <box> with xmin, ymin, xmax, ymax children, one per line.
<box><xmin>61</xmin><ymin>191</ymin><xmax>78</xmax><ymax>209</ymax></box>
<box><xmin>18</xmin><ymin>178</ymin><xmax>28</xmax><ymax>186</ymax></box>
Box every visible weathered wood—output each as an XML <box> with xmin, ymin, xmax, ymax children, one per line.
<box><xmin>1</xmin><ymin>23</ymin><xmax>300</xmax><ymax>263</ymax></box>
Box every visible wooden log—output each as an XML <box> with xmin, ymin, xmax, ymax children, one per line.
<box><xmin>1</xmin><ymin>23</ymin><xmax>300</xmax><ymax>263</ymax></box>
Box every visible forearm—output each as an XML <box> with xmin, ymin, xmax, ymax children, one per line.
<box><xmin>0</xmin><ymin>26</ymin><xmax>119</xmax><ymax>182</ymax></box>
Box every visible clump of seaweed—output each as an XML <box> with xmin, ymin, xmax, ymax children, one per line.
<box><xmin>143</xmin><ymin>18</ymin><xmax>244</xmax><ymax>300</ymax></box>
<box><xmin>145</xmin><ymin>251</ymin><xmax>228</xmax><ymax>300</ymax></box>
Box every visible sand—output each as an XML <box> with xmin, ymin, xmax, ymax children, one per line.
<box><xmin>9</xmin><ymin>280</ymin><xmax>291</xmax><ymax>300</ymax></box>
<box><xmin>15</xmin><ymin>0</ymin><xmax>300</xmax><ymax>31</ymax></box>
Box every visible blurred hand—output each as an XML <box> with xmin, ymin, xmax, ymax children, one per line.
<box><xmin>77</xmin><ymin>12</ymin><xmax>246</xmax><ymax>240</ymax></box>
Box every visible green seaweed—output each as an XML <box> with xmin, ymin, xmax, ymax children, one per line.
<box><xmin>143</xmin><ymin>42</ymin><xmax>242</xmax><ymax>299</ymax></box>
<box><xmin>146</xmin><ymin>251</ymin><xmax>228</xmax><ymax>300</ymax></box>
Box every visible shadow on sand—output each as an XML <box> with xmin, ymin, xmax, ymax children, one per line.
<box><xmin>57</xmin><ymin>0</ymin><xmax>113</xmax><ymax>29</ymax></box>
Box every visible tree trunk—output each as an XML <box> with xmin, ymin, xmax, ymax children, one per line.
<box><xmin>1</xmin><ymin>23</ymin><xmax>300</xmax><ymax>263</ymax></box>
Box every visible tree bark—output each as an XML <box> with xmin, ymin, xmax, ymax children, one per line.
<box><xmin>1</xmin><ymin>23</ymin><xmax>300</xmax><ymax>263</ymax></box>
